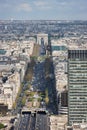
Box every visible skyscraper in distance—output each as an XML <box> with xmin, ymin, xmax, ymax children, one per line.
<box><xmin>68</xmin><ymin>50</ymin><xmax>87</xmax><ymax>125</ymax></box>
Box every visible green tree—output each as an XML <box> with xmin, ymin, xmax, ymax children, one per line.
<box><xmin>45</xmin><ymin>88</ymin><xmax>49</xmax><ymax>104</ymax></box>
<box><xmin>0</xmin><ymin>123</ymin><xmax>5</xmax><ymax>129</ymax></box>
<box><xmin>21</xmin><ymin>96</ymin><xmax>26</xmax><ymax>106</ymax></box>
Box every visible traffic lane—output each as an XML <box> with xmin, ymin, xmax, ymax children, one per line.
<box><xmin>38</xmin><ymin>114</ymin><xmax>48</xmax><ymax>130</ymax></box>
<box><xmin>35</xmin><ymin>114</ymin><xmax>48</xmax><ymax>130</ymax></box>
<box><xmin>18</xmin><ymin>114</ymin><xmax>30</xmax><ymax>130</ymax></box>
<box><xmin>28</xmin><ymin>115</ymin><xmax>36</xmax><ymax>130</ymax></box>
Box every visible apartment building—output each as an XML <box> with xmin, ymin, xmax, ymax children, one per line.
<box><xmin>68</xmin><ymin>50</ymin><xmax>87</xmax><ymax>125</ymax></box>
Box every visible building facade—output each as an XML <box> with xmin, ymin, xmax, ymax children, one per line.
<box><xmin>68</xmin><ymin>50</ymin><xmax>87</xmax><ymax>125</ymax></box>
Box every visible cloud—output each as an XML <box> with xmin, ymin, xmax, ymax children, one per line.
<box><xmin>16</xmin><ymin>3</ymin><xmax>32</xmax><ymax>12</ymax></box>
<box><xmin>59</xmin><ymin>2</ymin><xmax>67</xmax><ymax>6</ymax></box>
<box><xmin>34</xmin><ymin>1</ymin><xmax>47</xmax><ymax>6</ymax></box>
<box><xmin>34</xmin><ymin>1</ymin><xmax>52</xmax><ymax>10</ymax></box>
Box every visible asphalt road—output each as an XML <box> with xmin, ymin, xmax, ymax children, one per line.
<box><xmin>31</xmin><ymin>61</ymin><xmax>46</xmax><ymax>92</ymax></box>
<box><xmin>28</xmin><ymin>115</ymin><xmax>36</xmax><ymax>130</ymax></box>
<box><xmin>35</xmin><ymin>114</ymin><xmax>50</xmax><ymax>130</ymax></box>
<box><xmin>18</xmin><ymin>114</ymin><xmax>30</xmax><ymax>130</ymax></box>
<box><xmin>17</xmin><ymin>113</ymin><xmax>50</xmax><ymax>130</ymax></box>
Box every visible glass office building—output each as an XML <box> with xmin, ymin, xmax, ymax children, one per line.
<box><xmin>68</xmin><ymin>50</ymin><xmax>87</xmax><ymax>125</ymax></box>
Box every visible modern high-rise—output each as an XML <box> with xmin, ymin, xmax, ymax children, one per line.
<box><xmin>68</xmin><ymin>50</ymin><xmax>87</xmax><ymax>125</ymax></box>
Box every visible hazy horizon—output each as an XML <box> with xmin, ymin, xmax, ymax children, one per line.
<box><xmin>0</xmin><ymin>0</ymin><xmax>87</xmax><ymax>20</ymax></box>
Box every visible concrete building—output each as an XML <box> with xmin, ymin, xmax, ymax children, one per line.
<box><xmin>68</xmin><ymin>50</ymin><xmax>87</xmax><ymax>125</ymax></box>
<box><xmin>50</xmin><ymin>115</ymin><xmax>67</xmax><ymax>130</ymax></box>
<box><xmin>15</xmin><ymin>61</ymin><xmax>27</xmax><ymax>82</ymax></box>
<box><xmin>65</xmin><ymin>123</ymin><xmax>87</xmax><ymax>130</ymax></box>
<box><xmin>3</xmin><ymin>83</ymin><xmax>14</xmax><ymax>109</ymax></box>
<box><xmin>0</xmin><ymin>70</ymin><xmax>21</xmax><ymax>109</ymax></box>
<box><xmin>8</xmin><ymin>71</ymin><xmax>21</xmax><ymax>94</ymax></box>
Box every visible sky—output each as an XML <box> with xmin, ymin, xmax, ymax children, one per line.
<box><xmin>0</xmin><ymin>0</ymin><xmax>87</xmax><ymax>20</ymax></box>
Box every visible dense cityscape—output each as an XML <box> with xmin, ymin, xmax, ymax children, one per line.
<box><xmin>0</xmin><ymin>20</ymin><xmax>87</xmax><ymax>130</ymax></box>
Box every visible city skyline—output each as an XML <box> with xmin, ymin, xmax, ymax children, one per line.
<box><xmin>0</xmin><ymin>0</ymin><xmax>87</xmax><ymax>20</ymax></box>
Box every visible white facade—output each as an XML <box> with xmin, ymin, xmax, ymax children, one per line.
<box><xmin>3</xmin><ymin>83</ymin><xmax>13</xmax><ymax>109</ymax></box>
<box><xmin>0</xmin><ymin>71</ymin><xmax>21</xmax><ymax>109</ymax></box>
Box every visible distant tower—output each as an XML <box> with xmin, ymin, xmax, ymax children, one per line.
<box><xmin>68</xmin><ymin>50</ymin><xmax>87</xmax><ymax>125</ymax></box>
